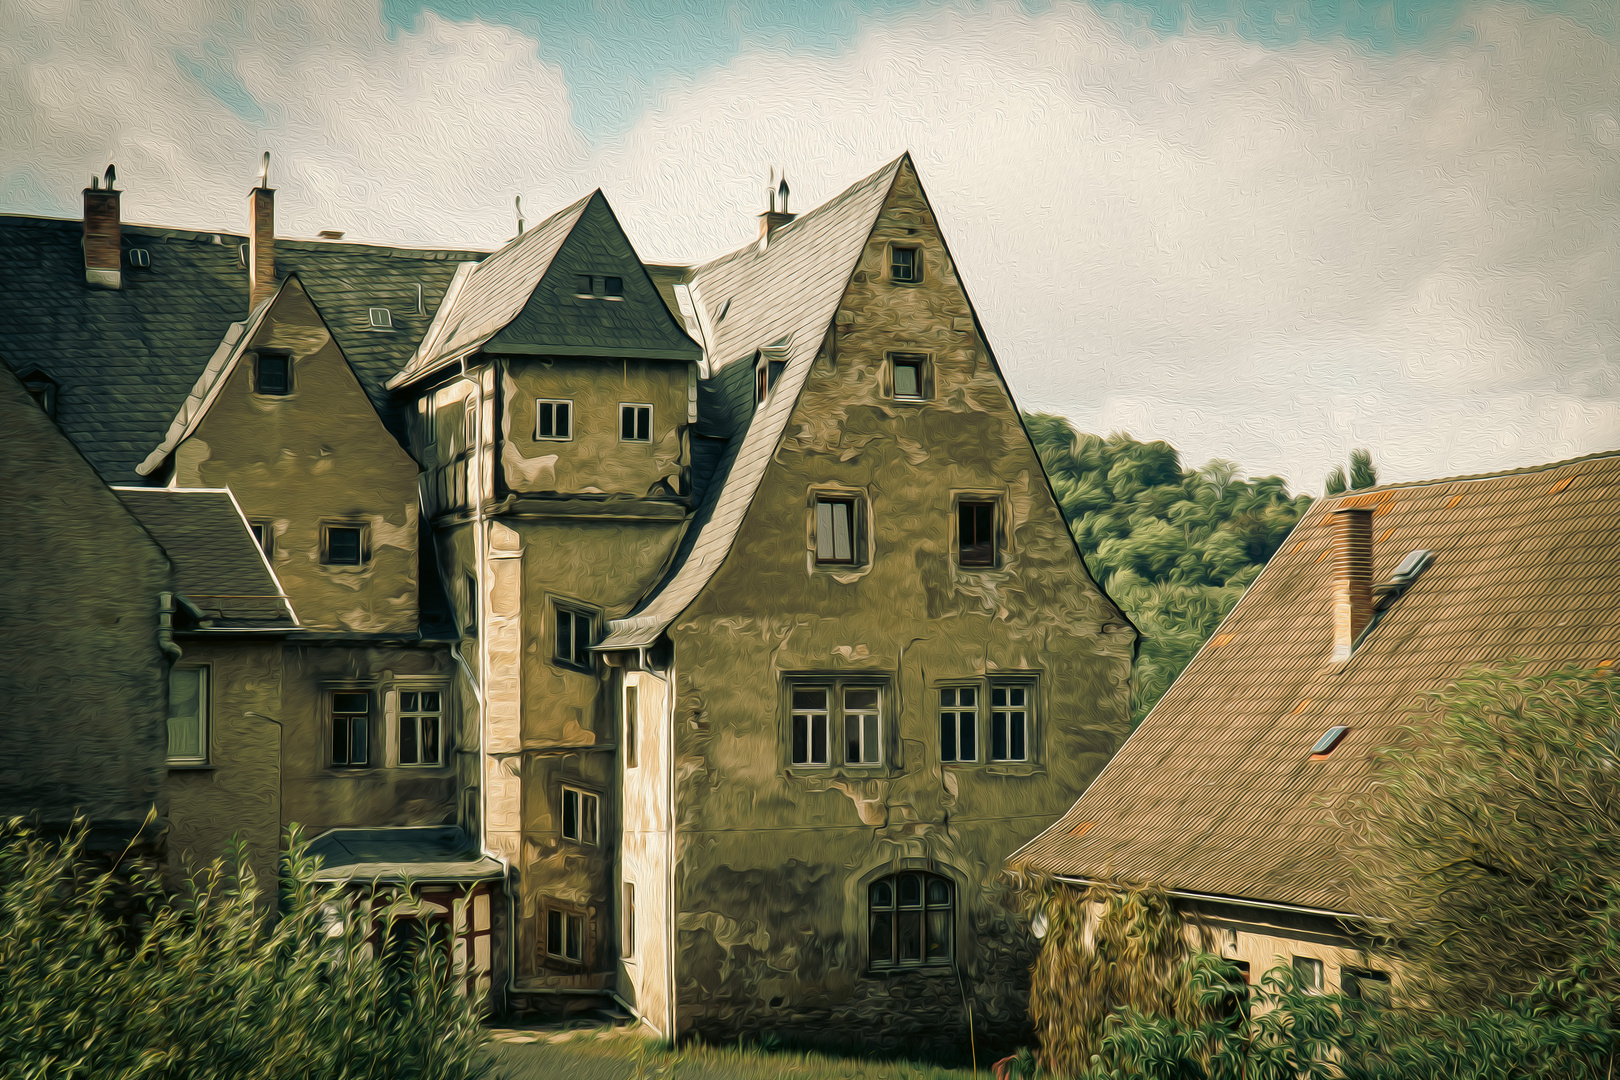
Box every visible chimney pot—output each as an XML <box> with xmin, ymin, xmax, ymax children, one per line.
<box><xmin>82</xmin><ymin>166</ymin><xmax>122</xmax><ymax>290</ymax></box>
<box><xmin>1331</xmin><ymin>506</ymin><xmax>1375</xmax><ymax>662</ymax></box>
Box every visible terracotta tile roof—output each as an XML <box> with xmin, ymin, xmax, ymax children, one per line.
<box><xmin>112</xmin><ymin>486</ymin><xmax>297</xmax><ymax>628</ymax></box>
<box><xmin>595</xmin><ymin>155</ymin><xmax>906</xmax><ymax>651</ymax></box>
<box><xmin>1011</xmin><ymin>450</ymin><xmax>1620</xmax><ymax>913</ymax></box>
<box><xmin>0</xmin><ymin>214</ymin><xmax>484</xmax><ymax>481</ymax></box>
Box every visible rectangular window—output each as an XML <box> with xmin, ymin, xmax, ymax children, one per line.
<box><xmin>398</xmin><ymin>690</ymin><xmax>443</xmax><ymax>766</ymax></box>
<box><xmin>790</xmin><ymin>687</ymin><xmax>830</xmax><ymax>766</ymax></box>
<box><xmin>623</xmin><ymin>883</ymin><xmax>635</xmax><ymax>959</ymax></box>
<box><xmin>620</xmin><ymin>403</ymin><xmax>651</xmax><ymax>442</ymax></box>
<box><xmin>990</xmin><ymin>684</ymin><xmax>1028</xmax><ymax>761</ymax></box>
<box><xmin>167</xmin><ymin>666</ymin><xmax>208</xmax><ymax>764</ymax></box>
<box><xmin>554</xmin><ymin>604</ymin><xmax>595</xmax><ymax>670</ymax></box>
<box><xmin>561</xmin><ymin>787</ymin><xmax>599</xmax><ymax>845</ymax></box>
<box><xmin>255</xmin><ymin>352</ymin><xmax>290</xmax><ymax>395</ymax></box>
<box><xmin>1292</xmin><ymin>956</ymin><xmax>1324</xmax><ymax>993</ymax></box>
<box><xmin>576</xmin><ymin>274</ymin><xmax>595</xmax><ymax>296</ymax></box>
<box><xmin>624</xmin><ymin>684</ymin><xmax>638</xmax><ymax>769</ymax></box>
<box><xmin>331</xmin><ymin>691</ymin><xmax>370</xmax><ymax>767</ymax></box>
<box><xmin>368</xmin><ymin>307</ymin><xmax>393</xmax><ymax>329</ymax></box>
<box><xmin>464</xmin><ymin>573</ymin><xmax>478</xmax><ymax>635</ymax></box>
<box><xmin>958</xmin><ymin>500</ymin><xmax>997</xmax><ymax>567</ymax></box>
<box><xmin>891</xmin><ymin>354</ymin><xmax>928</xmax><ymax>401</ymax></box>
<box><xmin>756</xmin><ymin>358</ymin><xmax>787</xmax><ymax>405</ymax></box>
<box><xmin>536</xmin><ymin>399</ymin><xmax>572</xmax><ymax>440</ymax></box>
<box><xmin>603</xmin><ymin>276</ymin><xmax>623</xmax><ymax>298</ymax></box>
<box><xmin>248</xmin><ymin>521</ymin><xmax>272</xmax><ymax>557</ymax></box>
<box><xmin>940</xmin><ymin>686</ymin><xmax>978</xmax><ymax>763</ymax></box>
<box><xmin>323</xmin><ymin>525</ymin><xmax>365</xmax><ymax>566</ymax></box>
<box><xmin>890</xmin><ymin>246</ymin><xmax>921</xmax><ymax>283</ymax></box>
<box><xmin>1343</xmin><ymin>968</ymin><xmax>1391</xmax><ymax>1006</ymax></box>
<box><xmin>844</xmin><ymin>688</ymin><xmax>882</xmax><ymax>765</ymax></box>
<box><xmin>815</xmin><ymin>498</ymin><xmax>857</xmax><ymax>565</ymax></box>
<box><xmin>546</xmin><ymin>908</ymin><xmax>586</xmax><ymax>963</ymax></box>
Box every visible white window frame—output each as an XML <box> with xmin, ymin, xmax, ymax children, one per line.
<box><xmin>166</xmin><ymin>665</ymin><xmax>210</xmax><ymax>765</ymax></box>
<box><xmin>939</xmin><ymin>685</ymin><xmax>979</xmax><ymax>763</ymax></box>
<box><xmin>790</xmin><ymin>686</ymin><xmax>831</xmax><ymax>766</ymax></box>
<box><xmin>989</xmin><ymin>682</ymin><xmax>1031</xmax><ymax>762</ymax></box>
<box><xmin>561</xmin><ymin>785</ymin><xmax>599</xmax><ymax>845</ymax></box>
<box><xmin>619</xmin><ymin>403</ymin><xmax>652</xmax><ymax>443</ymax></box>
<box><xmin>330</xmin><ymin>688</ymin><xmax>371</xmax><ymax>768</ymax></box>
<box><xmin>535</xmin><ymin>398</ymin><xmax>573</xmax><ymax>441</ymax></box>
<box><xmin>843</xmin><ymin>687</ymin><xmax>882</xmax><ymax>766</ymax></box>
<box><xmin>787</xmin><ymin>679</ymin><xmax>885</xmax><ymax>768</ymax></box>
<box><xmin>396</xmin><ymin>687</ymin><xmax>446</xmax><ymax>767</ymax></box>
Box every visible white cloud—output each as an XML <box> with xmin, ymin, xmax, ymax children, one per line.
<box><xmin>1</xmin><ymin>0</ymin><xmax>1616</xmax><ymax>490</ymax></box>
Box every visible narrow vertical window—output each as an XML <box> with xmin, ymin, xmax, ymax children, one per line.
<box><xmin>248</xmin><ymin>521</ymin><xmax>272</xmax><ymax>557</ymax></box>
<box><xmin>536</xmin><ymin>399</ymin><xmax>572</xmax><ymax>440</ymax></box>
<box><xmin>566</xmin><ymin>912</ymin><xmax>584</xmax><ymax>962</ymax></box>
<box><xmin>620</xmin><ymin>404</ymin><xmax>651</xmax><ymax>442</ymax></box>
<box><xmin>399</xmin><ymin>690</ymin><xmax>443</xmax><ymax>766</ymax></box>
<box><xmin>844</xmin><ymin>688</ymin><xmax>881</xmax><ymax>765</ymax></box>
<box><xmin>791</xmin><ymin>687</ymin><xmax>829</xmax><ymax>766</ymax></box>
<box><xmin>166</xmin><ymin>666</ymin><xmax>208</xmax><ymax>764</ymax></box>
<box><xmin>815</xmin><ymin>498</ymin><xmax>857</xmax><ymax>565</ymax></box>
<box><xmin>331</xmin><ymin>691</ymin><xmax>370</xmax><ymax>767</ymax></box>
<box><xmin>255</xmin><ymin>352</ymin><xmax>290</xmax><ymax>395</ymax></box>
<box><xmin>464</xmin><ymin>573</ymin><xmax>478</xmax><ymax>635</ymax></box>
<box><xmin>890</xmin><ymin>354</ymin><xmax>928</xmax><ymax>400</ymax></box>
<box><xmin>940</xmin><ymin>687</ymin><xmax>977</xmax><ymax>763</ymax></box>
<box><xmin>624</xmin><ymin>684</ymin><xmax>639</xmax><ymax>768</ymax></box>
<box><xmin>990</xmin><ymin>684</ymin><xmax>1028</xmax><ymax>762</ymax></box>
<box><xmin>561</xmin><ymin>787</ymin><xmax>599</xmax><ymax>845</ymax></box>
<box><xmin>554</xmin><ymin>604</ymin><xmax>595</xmax><ymax>670</ymax></box>
<box><xmin>623</xmin><ymin>883</ymin><xmax>635</xmax><ymax>959</ymax></box>
<box><xmin>957</xmin><ymin>501</ymin><xmax>997</xmax><ymax>567</ymax></box>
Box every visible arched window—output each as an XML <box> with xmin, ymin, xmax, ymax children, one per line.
<box><xmin>869</xmin><ymin>872</ymin><xmax>953</xmax><ymax>968</ymax></box>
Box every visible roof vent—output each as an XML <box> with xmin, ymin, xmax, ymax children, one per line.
<box><xmin>1310</xmin><ymin>725</ymin><xmax>1350</xmax><ymax>758</ymax></box>
<box><xmin>369</xmin><ymin>307</ymin><xmax>393</xmax><ymax>329</ymax></box>
<box><xmin>1387</xmin><ymin>548</ymin><xmax>1434</xmax><ymax>588</ymax></box>
<box><xmin>318</xmin><ymin>230</ymin><xmax>344</xmax><ymax>240</ymax></box>
<box><xmin>127</xmin><ymin>248</ymin><xmax>150</xmax><ymax>268</ymax></box>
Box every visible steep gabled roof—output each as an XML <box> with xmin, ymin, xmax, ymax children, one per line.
<box><xmin>112</xmin><ymin>486</ymin><xmax>297</xmax><ymax>628</ymax></box>
<box><xmin>1011</xmin><ymin>450</ymin><xmax>1620</xmax><ymax>914</ymax></box>
<box><xmin>0</xmin><ymin>214</ymin><xmax>484</xmax><ymax>482</ymax></box>
<box><xmin>596</xmin><ymin>155</ymin><xmax>906</xmax><ymax>651</ymax></box>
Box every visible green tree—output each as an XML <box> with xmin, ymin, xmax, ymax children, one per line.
<box><xmin>1025</xmin><ymin>416</ymin><xmax>1312</xmax><ymax>720</ymax></box>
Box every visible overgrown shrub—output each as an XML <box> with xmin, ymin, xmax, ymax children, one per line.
<box><xmin>0</xmin><ymin>818</ymin><xmax>492</xmax><ymax>1080</ymax></box>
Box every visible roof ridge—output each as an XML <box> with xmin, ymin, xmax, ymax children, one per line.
<box><xmin>0</xmin><ymin>211</ymin><xmax>489</xmax><ymax>259</ymax></box>
<box><xmin>1324</xmin><ymin>446</ymin><xmax>1620</xmax><ymax>498</ymax></box>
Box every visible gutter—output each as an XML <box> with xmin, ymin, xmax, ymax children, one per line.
<box><xmin>1049</xmin><ymin>875</ymin><xmax>1367</xmax><ymax>924</ymax></box>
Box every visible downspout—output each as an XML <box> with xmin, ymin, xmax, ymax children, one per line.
<box><xmin>158</xmin><ymin>592</ymin><xmax>183</xmax><ymax>661</ymax></box>
<box><xmin>664</xmin><ymin>652</ymin><xmax>678</xmax><ymax>1042</ymax></box>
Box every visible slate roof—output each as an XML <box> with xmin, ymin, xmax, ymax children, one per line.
<box><xmin>390</xmin><ymin>190</ymin><xmax>699</xmax><ymax>391</ymax></box>
<box><xmin>0</xmin><ymin>213</ymin><xmax>484</xmax><ymax>482</ymax></box>
<box><xmin>596</xmin><ymin>155</ymin><xmax>906</xmax><ymax>651</ymax></box>
<box><xmin>1010</xmin><ymin>450</ymin><xmax>1620</xmax><ymax>915</ymax></box>
<box><xmin>307</xmin><ymin>826</ymin><xmax>504</xmax><ymax>884</ymax></box>
<box><xmin>111</xmin><ymin>486</ymin><xmax>296</xmax><ymax>628</ymax></box>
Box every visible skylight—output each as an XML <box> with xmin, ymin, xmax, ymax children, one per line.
<box><xmin>1310</xmin><ymin>725</ymin><xmax>1350</xmax><ymax>757</ymax></box>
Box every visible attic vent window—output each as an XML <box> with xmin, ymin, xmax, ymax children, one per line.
<box><xmin>1310</xmin><ymin>725</ymin><xmax>1350</xmax><ymax>758</ymax></box>
<box><xmin>368</xmin><ymin>307</ymin><xmax>393</xmax><ymax>330</ymax></box>
<box><xmin>318</xmin><ymin>230</ymin><xmax>344</xmax><ymax>240</ymax></box>
<box><xmin>127</xmin><ymin>248</ymin><xmax>150</xmax><ymax>268</ymax></box>
<box><xmin>716</xmin><ymin>298</ymin><xmax>731</xmax><ymax>323</ymax></box>
<box><xmin>574</xmin><ymin>275</ymin><xmax>624</xmax><ymax>300</ymax></box>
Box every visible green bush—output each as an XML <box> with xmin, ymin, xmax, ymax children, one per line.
<box><xmin>0</xmin><ymin>818</ymin><xmax>492</xmax><ymax>1080</ymax></box>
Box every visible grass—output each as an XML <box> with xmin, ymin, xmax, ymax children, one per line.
<box><xmin>491</xmin><ymin>1025</ymin><xmax>983</xmax><ymax>1080</ymax></box>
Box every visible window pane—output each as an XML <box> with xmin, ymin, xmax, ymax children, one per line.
<box><xmin>422</xmin><ymin>691</ymin><xmax>441</xmax><ymax>712</ymax></box>
<box><xmin>846</xmin><ymin>689</ymin><xmax>878</xmax><ymax>711</ymax></box>
<box><xmin>815</xmin><ymin>501</ymin><xmax>835</xmax><ymax>561</ymax></box>
<box><xmin>566</xmin><ymin>915</ymin><xmax>583</xmax><ymax>961</ymax></box>
<box><xmin>577</xmin><ymin>274</ymin><xmax>594</xmax><ymax>295</ymax></box>
<box><xmin>927</xmin><ymin>909</ymin><xmax>951</xmax><ymax>962</ymax></box>
<box><xmin>562</xmin><ymin>790</ymin><xmax>578</xmax><ymax>840</ymax></box>
<box><xmin>870</xmin><ymin>910</ymin><xmax>894</xmax><ymax>964</ymax></box>
<box><xmin>257</xmin><ymin>353</ymin><xmax>289</xmax><ymax>395</ymax></box>
<box><xmin>556</xmin><ymin>608</ymin><xmax>572</xmax><ymax>662</ymax></box>
<box><xmin>583</xmin><ymin>794</ymin><xmax>598</xmax><ymax>845</ymax></box>
<box><xmin>637</xmin><ymin>408</ymin><xmax>650</xmax><ymax>441</ymax></box>
<box><xmin>898</xmin><ymin>911</ymin><xmax>923</xmax><ymax>962</ymax></box>
<box><xmin>894</xmin><ymin>361</ymin><xmax>920</xmax><ymax>399</ymax></box>
<box><xmin>1010</xmin><ymin>711</ymin><xmax>1025</xmax><ymax>760</ymax></box>
<box><xmin>401</xmin><ymin>691</ymin><xmax>419</xmax><ymax>712</ymax></box>
<box><xmin>327</xmin><ymin>527</ymin><xmax>362</xmax><ymax>565</ymax></box>
<box><xmin>863</xmin><ymin>713</ymin><xmax>880</xmax><ymax>764</ymax></box>
<box><xmin>959</xmin><ymin>502</ymin><xmax>995</xmax><ymax>566</ymax></box>
<box><xmin>333</xmin><ymin>716</ymin><xmax>351</xmax><ymax>764</ymax></box>
<box><xmin>792</xmin><ymin>714</ymin><xmax>809</xmax><ymax>764</ymax></box>
<box><xmin>622</xmin><ymin>406</ymin><xmax>635</xmax><ymax>440</ymax></box>
<box><xmin>960</xmin><ymin>710</ymin><xmax>977</xmax><ymax>762</ymax></box>
<box><xmin>350</xmin><ymin>715</ymin><xmax>368</xmax><ymax>766</ymax></box>
<box><xmin>421</xmin><ymin>715</ymin><xmax>440</xmax><ymax>764</ymax></box>
<box><xmin>941</xmin><ymin>688</ymin><xmax>957</xmax><ymax>708</ymax></box>
<box><xmin>927</xmin><ymin>878</ymin><xmax>951</xmax><ymax>906</ymax></box>
<box><xmin>574</xmin><ymin>612</ymin><xmax>593</xmax><ymax>662</ymax></box>
<box><xmin>811</xmin><ymin>715</ymin><xmax>827</xmax><ymax>765</ymax></box>
<box><xmin>832</xmin><ymin>502</ymin><xmax>852</xmax><ymax>561</ymax></box>
<box><xmin>992</xmin><ymin>687</ymin><xmax>1006</xmax><ymax>708</ymax></box>
<box><xmin>604</xmin><ymin>276</ymin><xmax>622</xmax><ymax>297</ymax></box>
<box><xmin>992</xmin><ymin>713</ymin><xmax>1008</xmax><ymax>761</ymax></box>
<box><xmin>400</xmin><ymin>716</ymin><xmax>419</xmax><ymax>764</ymax></box>
<box><xmin>846</xmin><ymin>714</ymin><xmax>862</xmax><ymax>763</ymax></box>
<box><xmin>625</xmin><ymin>686</ymin><xmax>638</xmax><ymax>768</ymax></box>
<box><xmin>898</xmin><ymin>874</ymin><xmax>922</xmax><ymax>907</ymax></box>
<box><xmin>940</xmin><ymin>711</ymin><xmax>957</xmax><ymax>762</ymax></box>
<box><xmin>167</xmin><ymin>668</ymin><xmax>203</xmax><ymax>760</ymax></box>
<box><xmin>871</xmin><ymin>880</ymin><xmax>893</xmax><ymax>908</ymax></box>
<box><xmin>556</xmin><ymin>402</ymin><xmax>571</xmax><ymax>437</ymax></box>
<box><xmin>793</xmin><ymin>688</ymin><xmax>827</xmax><ymax>710</ymax></box>
<box><xmin>538</xmin><ymin>402</ymin><xmax>554</xmax><ymax>438</ymax></box>
<box><xmin>547</xmin><ymin>909</ymin><xmax>563</xmax><ymax>955</ymax></box>
<box><xmin>624</xmin><ymin>883</ymin><xmax>635</xmax><ymax>958</ymax></box>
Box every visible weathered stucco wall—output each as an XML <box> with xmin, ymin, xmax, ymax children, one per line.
<box><xmin>665</xmin><ymin>166</ymin><xmax>1136</xmax><ymax>1055</ymax></box>
<box><xmin>618</xmin><ymin>669</ymin><xmax>672</xmax><ymax>1032</ymax></box>
<box><xmin>163</xmin><ymin>639</ymin><xmax>283</xmax><ymax>887</ymax></box>
<box><xmin>500</xmin><ymin>357</ymin><xmax>692</xmax><ymax>497</ymax></box>
<box><xmin>0</xmin><ymin>366</ymin><xmax>171</xmax><ymax>831</ymax></box>
<box><xmin>174</xmin><ymin>280</ymin><xmax>422</xmax><ymax>633</ymax></box>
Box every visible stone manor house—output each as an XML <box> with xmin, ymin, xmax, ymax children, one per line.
<box><xmin>0</xmin><ymin>155</ymin><xmax>1137</xmax><ymax>1051</ymax></box>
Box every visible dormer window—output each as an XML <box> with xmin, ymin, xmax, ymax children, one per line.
<box><xmin>575</xmin><ymin>275</ymin><xmax>624</xmax><ymax>300</ymax></box>
<box><xmin>755</xmin><ymin>355</ymin><xmax>787</xmax><ymax>406</ymax></box>
<box><xmin>20</xmin><ymin>371</ymin><xmax>57</xmax><ymax>418</ymax></box>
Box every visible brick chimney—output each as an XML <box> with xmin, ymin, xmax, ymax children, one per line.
<box><xmin>82</xmin><ymin>164</ymin><xmax>121</xmax><ymax>290</ymax></box>
<box><xmin>757</xmin><ymin>172</ymin><xmax>795</xmax><ymax>248</ymax></box>
<box><xmin>1331</xmin><ymin>506</ymin><xmax>1374</xmax><ymax>662</ymax></box>
<box><xmin>248</xmin><ymin>152</ymin><xmax>276</xmax><ymax>312</ymax></box>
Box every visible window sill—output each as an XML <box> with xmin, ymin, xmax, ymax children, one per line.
<box><xmin>868</xmin><ymin>963</ymin><xmax>955</xmax><ymax>977</ymax></box>
<box><xmin>167</xmin><ymin>762</ymin><xmax>217</xmax><ymax>772</ymax></box>
<box><xmin>785</xmin><ymin>765</ymin><xmax>897</xmax><ymax>780</ymax></box>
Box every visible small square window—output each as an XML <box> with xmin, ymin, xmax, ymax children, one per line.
<box><xmin>891</xmin><ymin>246</ymin><xmax>921</xmax><ymax>284</ymax></box>
<box><xmin>536</xmin><ymin>399</ymin><xmax>573</xmax><ymax>440</ymax></box>
<box><xmin>255</xmin><ymin>352</ymin><xmax>290</xmax><ymax>396</ymax></box>
<box><xmin>554</xmin><ymin>604</ymin><xmax>595</xmax><ymax>670</ymax></box>
<box><xmin>790</xmin><ymin>687</ymin><xmax>830</xmax><ymax>766</ymax></box>
<box><xmin>332</xmin><ymin>691</ymin><xmax>370</xmax><ymax>767</ymax></box>
<box><xmin>561</xmin><ymin>786</ymin><xmax>599</xmax><ymax>845</ymax></box>
<box><xmin>1343</xmin><ymin>968</ymin><xmax>1391</xmax><ymax>1006</ymax></box>
<box><xmin>576</xmin><ymin>274</ymin><xmax>595</xmax><ymax>296</ymax></box>
<box><xmin>248</xmin><ymin>521</ymin><xmax>272</xmax><ymax>558</ymax></box>
<box><xmin>398</xmin><ymin>689</ymin><xmax>443</xmax><ymax>766</ymax></box>
<box><xmin>368</xmin><ymin>307</ymin><xmax>393</xmax><ymax>329</ymax></box>
<box><xmin>990</xmin><ymin>684</ymin><xmax>1029</xmax><ymax>762</ymax></box>
<box><xmin>891</xmin><ymin>354</ymin><xmax>928</xmax><ymax>401</ymax></box>
<box><xmin>815</xmin><ymin>498</ymin><xmax>858</xmax><ymax>565</ymax></box>
<box><xmin>167</xmin><ymin>666</ymin><xmax>209</xmax><ymax>764</ymax></box>
<box><xmin>546</xmin><ymin>907</ymin><xmax>586</xmax><ymax>963</ymax></box>
<box><xmin>1292</xmin><ymin>956</ymin><xmax>1324</xmax><ymax>993</ymax></box>
<box><xmin>620</xmin><ymin>404</ymin><xmax>651</xmax><ymax>442</ymax></box>
<box><xmin>958</xmin><ymin>501</ymin><xmax>997</xmax><ymax>568</ymax></box>
<box><xmin>603</xmin><ymin>276</ymin><xmax>623</xmax><ymax>297</ymax></box>
<box><xmin>940</xmin><ymin>686</ymin><xmax>978</xmax><ymax>763</ymax></box>
<box><xmin>323</xmin><ymin>525</ymin><xmax>365</xmax><ymax>566</ymax></box>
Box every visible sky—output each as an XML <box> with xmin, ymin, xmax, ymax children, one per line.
<box><xmin>2</xmin><ymin>0</ymin><xmax>1616</xmax><ymax>492</ymax></box>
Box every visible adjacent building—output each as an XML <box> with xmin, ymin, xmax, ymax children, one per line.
<box><xmin>0</xmin><ymin>154</ymin><xmax>1136</xmax><ymax>1047</ymax></box>
<box><xmin>1011</xmin><ymin>453</ymin><xmax>1620</xmax><ymax>1001</ymax></box>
